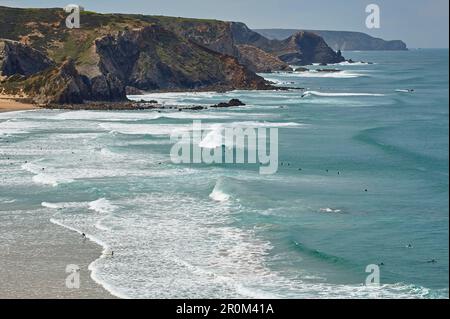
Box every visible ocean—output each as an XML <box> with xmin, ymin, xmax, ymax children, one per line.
<box><xmin>0</xmin><ymin>49</ymin><xmax>448</xmax><ymax>298</ymax></box>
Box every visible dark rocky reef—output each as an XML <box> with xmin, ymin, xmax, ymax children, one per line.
<box><xmin>211</xmin><ymin>99</ymin><xmax>246</xmax><ymax>108</ymax></box>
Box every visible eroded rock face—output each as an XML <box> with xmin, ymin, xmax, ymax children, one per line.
<box><xmin>32</xmin><ymin>59</ymin><xmax>92</xmax><ymax>104</ymax></box>
<box><xmin>0</xmin><ymin>39</ymin><xmax>54</xmax><ymax>77</ymax></box>
<box><xmin>255</xmin><ymin>29</ymin><xmax>408</xmax><ymax>51</ymax></box>
<box><xmin>278</xmin><ymin>32</ymin><xmax>345</xmax><ymax>65</ymax></box>
<box><xmin>94</xmin><ymin>25</ymin><xmax>269</xmax><ymax>92</ymax></box>
<box><xmin>229</xmin><ymin>23</ymin><xmax>345</xmax><ymax>66</ymax></box>
<box><xmin>0</xmin><ymin>7</ymin><xmax>275</xmax><ymax>104</ymax></box>
<box><xmin>236</xmin><ymin>44</ymin><xmax>292</xmax><ymax>73</ymax></box>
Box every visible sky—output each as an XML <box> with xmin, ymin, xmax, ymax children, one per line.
<box><xmin>1</xmin><ymin>0</ymin><xmax>448</xmax><ymax>48</ymax></box>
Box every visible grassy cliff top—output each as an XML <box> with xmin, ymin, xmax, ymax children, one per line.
<box><xmin>0</xmin><ymin>6</ymin><xmax>231</xmax><ymax>65</ymax></box>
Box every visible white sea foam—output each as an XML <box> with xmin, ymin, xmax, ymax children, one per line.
<box><xmin>296</xmin><ymin>70</ymin><xmax>365</xmax><ymax>78</ymax></box>
<box><xmin>0</xmin><ymin>198</ymin><xmax>16</xmax><ymax>204</ymax></box>
<box><xmin>23</xmin><ymin>163</ymin><xmax>75</xmax><ymax>187</ymax></box>
<box><xmin>43</xmin><ymin>198</ymin><xmax>117</xmax><ymax>214</ymax></box>
<box><xmin>209</xmin><ymin>181</ymin><xmax>231</xmax><ymax>202</ymax></box>
<box><xmin>100</xmin><ymin>121</ymin><xmax>302</xmax><ymax>137</ymax></box>
<box><xmin>45</xmin><ymin>189</ymin><xmax>439</xmax><ymax>299</ymax></box>
<box><xmin>53</xmin><ymin>110</ymin><xmax>230</xmax><ymax>121</ymax></box>
<box><xmin>334</xmin><ymin>61</ymin><xmax>374</xmax><ymax>66</ymax></box>
<box><xmin>319</xmin><ymin>208</ymin><xmax>342</xmax><ymax>213</ymax></box>
<box><xmin>94</xmin><ymin>219</ymin><xmax>111</xmax><ymax>231</ymax></box>
<box><xmin>32</xmin><ymin>174</ymin><xmax>74</xmax><ymax>187</ymax></box>
<box><xmin>128</xmin><ymin>91</ymin><xmax>220</xmax><ymax>107</ymax></box>
<box><xmin>199</xmin><ymin>126</ymin><xmax>224</xmax><ymax>149</ymax></box>
<box><xmin>21</xmin><ymin>162</ymin><xmax>42</xmax><ymax>174</ymax></box>
<box><xmin>42</xmin><ymin>201</ymin><xmax>85</xmax><ymax>209</ymax></box>
<box><xmin>302</xmin><ymin>91</ymin><xmax>385</xmax><ymax>97</ymax></box>
<box><xmin>198</xmin><ymin>121</ymin><xmax>302</xmax><ymax>149</ymax></box>
<box><xmin>99</xmin><ymin>123</ymin><xmax>190</xmax><ymax>135</ymax></box>
<box><xmin>49</xmin><ymin>217</ymin><xmax>130</xmax><ymax>299</ymax></box>
<box><xmin>88</xmin><ymin>198</ymin><xmax>118</xmax><ymax>214</ymax></box>
<box><xmin>264</xmin><ymin>78</ymin><xmax>295</xmax><ymax>85</ymax></box>
<box><xmin>0</xmin><ymin>120</ymin><xmax>30</xmax><ymax>135</ymax></box>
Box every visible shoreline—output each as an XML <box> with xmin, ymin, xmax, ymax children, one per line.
<box><xmin>49</xmin><ymin>218</ymin><xmax>126</xmax><ymax>299</ymax></box>
<box><xmin>0</xmin><ymin>96</ymin><xmax>38</xmax><ymax>113</ymax></box>
<box><xmin>0</xmin><ymin>86</ymin><xmax>301</xmax><ymax>112</ymax></box>
<box><xmin>0</xmin><ymin>210</ymin><xmax>115</xmax><ymax>299</ymax></box>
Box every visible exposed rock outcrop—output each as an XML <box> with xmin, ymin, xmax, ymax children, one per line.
<box><xmin>236</xmin><ymin>44</ymin><xmax>292</xmax><ymax>73</ymax></box>
<box><xmin>0</xmin><ymin>7</ymin><xmax>272</xmax><ymax>105</ymax></box>
<box><xmin>229</xmin><ymin>23</ymin><xmax>344</xmax><ymax>66</ymax></box>
<box><xmin>158</xmin><ymin>21</ymin><xmax>345</xmax><ymax>69</ymax></box>
<box><xmin>23</xmin><ymin>59</ymin><xmax>93</xmax><ymax>104</ymax></box>
<box><xmin>277</xmin><ymin>32</ymin><xmax>345</xmax><ymax>65</ymax></box>
<box><xmin>211</xmin><ymin>98</ymin><xmax>246</xmax><ymax>108</ymax></box>
<box><xmin>0</xmin><ymin>39</ymin><xmax>54</xmax><ymax>77</ymax></box>
<box><xmin>94</xmin><ymin>25</ymin><xmax>269</xmax><ymax>92</ymax></box>
<box><xmin>255</xmin><ymin>29</ymin><xmax>408</xmax><ymax>51</ymax></box>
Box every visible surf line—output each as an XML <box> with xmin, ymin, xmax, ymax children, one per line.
<box><xmin>169</xmin><ymin>120</ymin><xmax>279</xmax><ymax>175</ymax></box>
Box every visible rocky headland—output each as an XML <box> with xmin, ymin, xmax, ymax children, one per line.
<box><xmin>0</xmin><ymin>6</ymin><xmax>345</xmax><ymax>108</ymax></box>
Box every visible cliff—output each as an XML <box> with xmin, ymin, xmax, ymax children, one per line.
<box><xmin>276</xmin><ymin>31</ymin><xmax>345</xmax><ymax>65</ymax></box>
<box><xmin>0</xmin><ymin>39</ymin><xmax>54</xmax><ymax>77</ymax></box>
<box><xmin>236</xmin><ymin>45</ymin><xmax>292</xmax><ymax>72</ymax></box>
<box><xmin>0</xmin><ymin>6</ymin><xmax>269</xmax><ymax>104</ymax></box>
<box><xmin>255</xmin><ymin>29</ymin><xmax>408</xmax><ymax>51</ymax></box>
<box><xmin>0</xmin><ymin>6</ymin><xmax>345</xmax><ymax>105</ymax></box>
<box><xmin>230</xmin><ymin>23</ymin><xmax>345</xmax><ymax>65</ymax></box>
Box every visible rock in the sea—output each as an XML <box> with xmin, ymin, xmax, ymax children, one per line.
<box><xmin>211</xmin><ymin>99</ymin><xmax>246</xmax><ymax>108</ymax></box>
<box><xmin>0</xmin><ymin>39</ymin><xmax>54</xmax><ymax>77</ymax></box>
<box><xmin>228</xmin><ymin>98</ymin><xmax>246</xmax><ymax>106</ymax></box>
<box><xmin>295</xmin><ymin>67</ymin><xmax>309</xmax><ymax>72</ymax></box>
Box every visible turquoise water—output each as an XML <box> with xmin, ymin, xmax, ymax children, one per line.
<box><xmin>0</xmin><ymin>49</ymin><xmax>448</xmax><ymax>298</ymax></box>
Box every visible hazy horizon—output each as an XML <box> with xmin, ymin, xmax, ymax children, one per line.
<box><xmin>0</xmin><ymin>0</ymin><xmax>448</xmax><ymax>48</ymax></box>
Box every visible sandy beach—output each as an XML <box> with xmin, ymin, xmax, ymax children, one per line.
<box><xmin>0</xmin><ymin>208</ymin><xmax>115</xmax><ymax>299</ymax></box>
<box><xmin>0</xmin><ymin>95</ymin><xmax>37</xmax><ymax>113</ymax></box>
<box><xmin>0</xmin><ymin>97</ymin><xmax>114</xmax><ymax>299</ymax></box>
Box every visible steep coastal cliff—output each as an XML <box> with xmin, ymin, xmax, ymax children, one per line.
<box><xmin>256</xmin><ymin>29</ymin><xmax>408</xmax><ymax>51</ymax></box>
<box><xmin>0</xmin><ymin>6</ymin><xmax>344</xmax><ymax>105</ymax></box>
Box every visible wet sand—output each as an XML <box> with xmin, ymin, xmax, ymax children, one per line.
<box><xmin>0</xmin><ymin>95</ymin><xmax>37</xmax><ymax>113</ymax></box>
<box><xmin>0</xmin><ymin>209</ymin><xmax>115</xmax><ymax>299</ymax></box>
